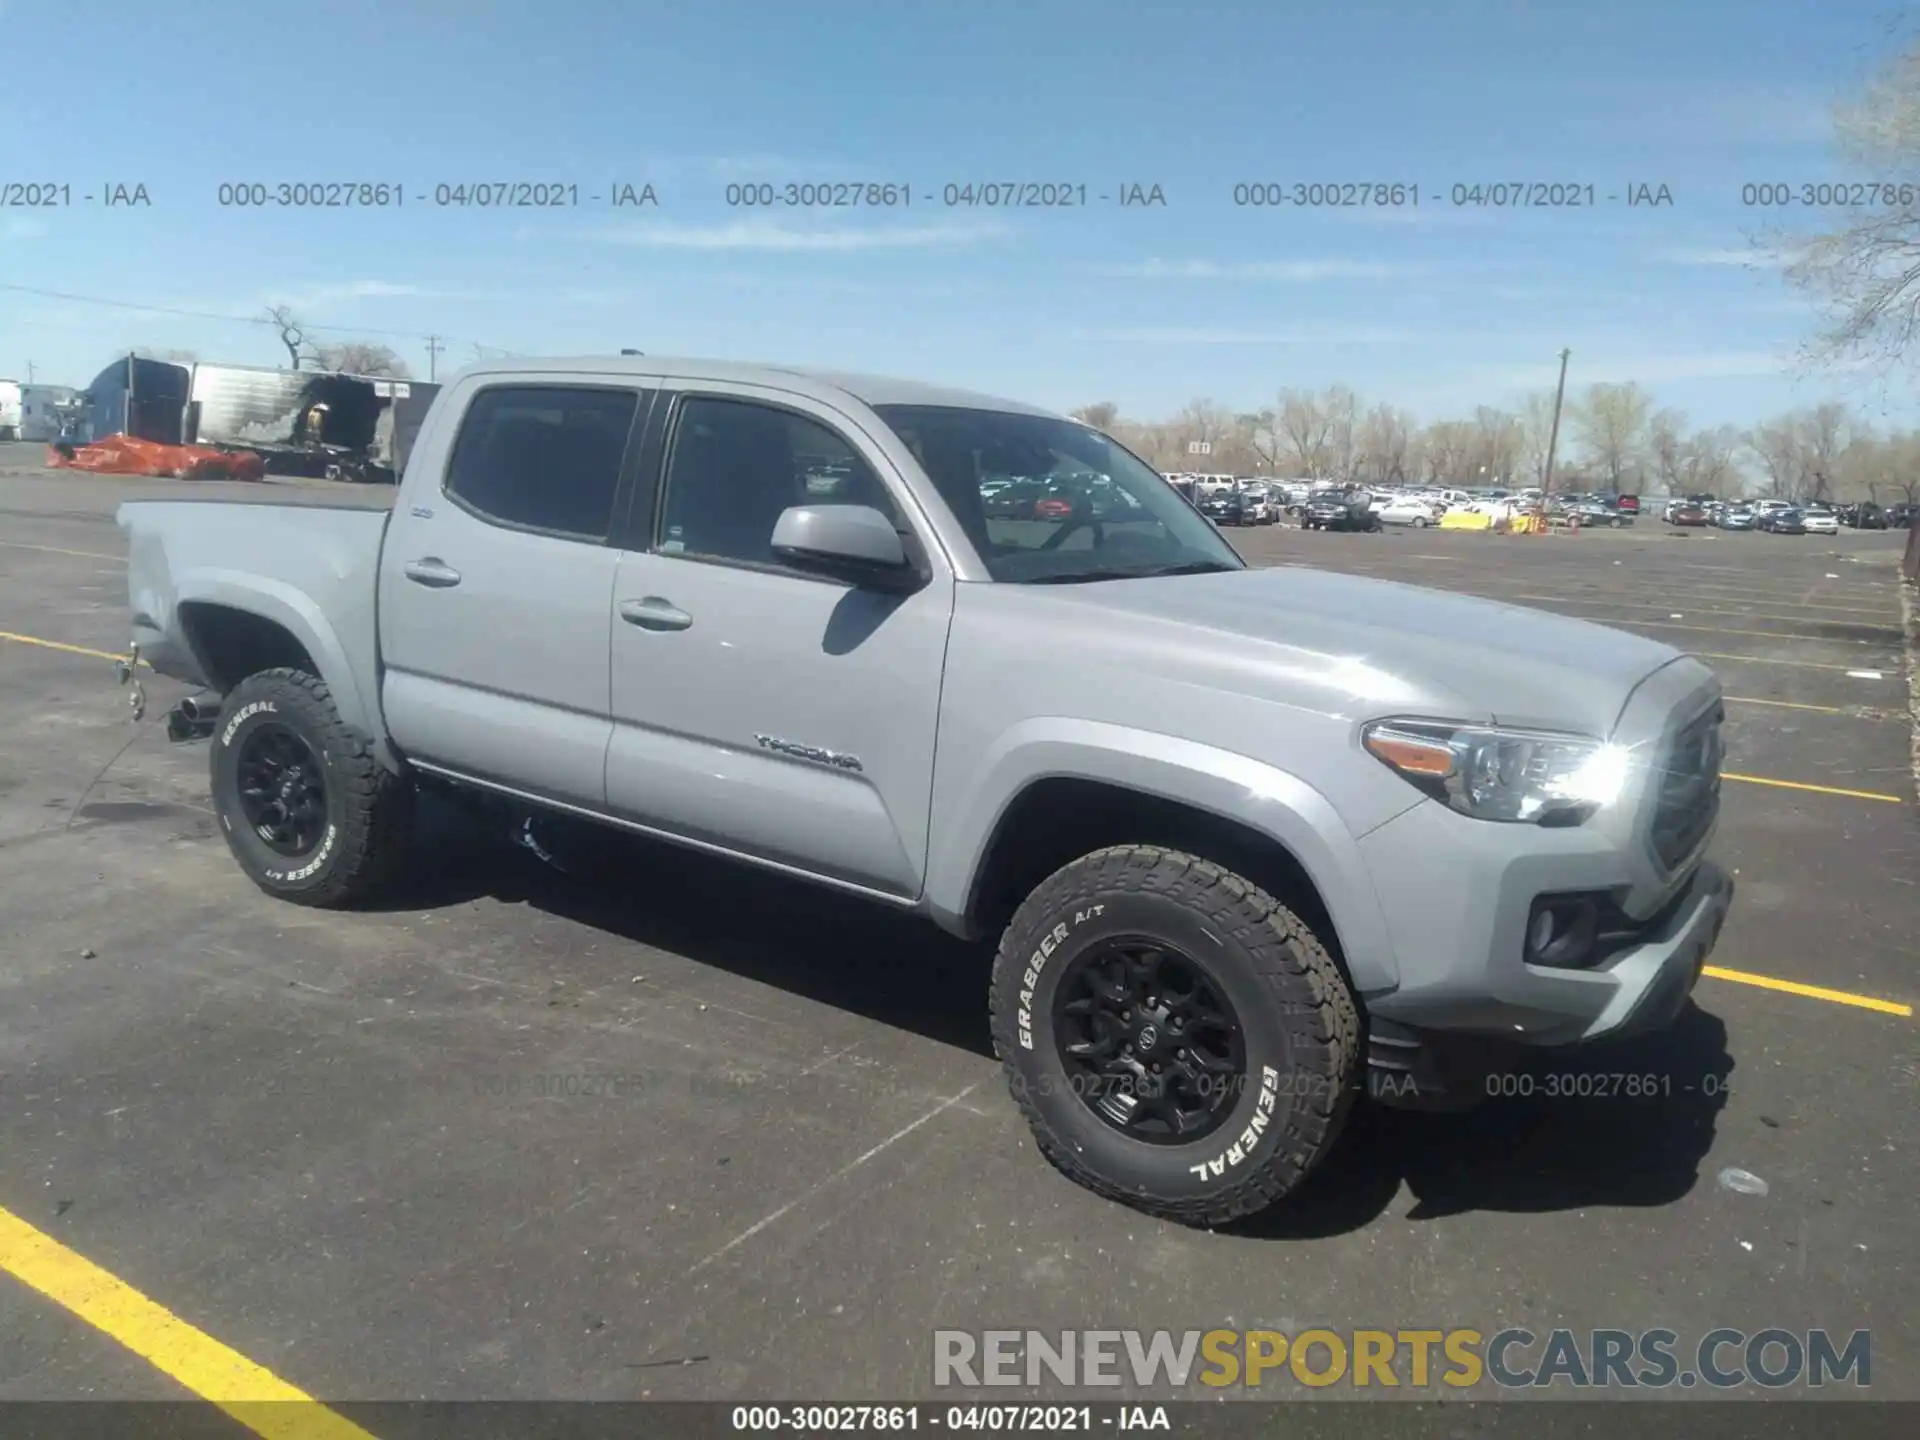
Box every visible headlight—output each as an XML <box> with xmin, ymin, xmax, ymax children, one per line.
<box><xmin>1362</xmin><ymin>719</ymin><xmax>1632</xmax><ymax>824</ymax></box>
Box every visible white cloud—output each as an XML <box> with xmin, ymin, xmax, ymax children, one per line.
<box><xmin>1654</xmin><ymin>246</ymin><xmax>1794</xmax><ymax>269</ymax></box>
<box><xmin>1096</xmin><ymin>258</ymin><xmax>1428</xmax><ymax>281</ymax></box>
<box><xmin>2</xmin><ymin>216</ymin><xmax>47</xmax><ymax>240</ymax></box>
<box><xmin>1496</xmin><ymin>349</ymin><xmax>1793</xmax><ymax>387</ymax></box>
<box><xmin>1087</xmin><ymin>325</ymin><xmax>1420</xmax><ymax>346</ymax></box>
<box><xmin>256</xmin><ymin>279</ymin><xmax>475</xmax><ymax>311</ymax></box>
<box><xmin>583</xmin><ymin>219</ymin><xmax>1009</xmax><ymax>250</ymax></box>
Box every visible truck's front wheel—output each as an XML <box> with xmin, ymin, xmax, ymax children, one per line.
<box><xmin>210</xmin><ymin>668</ymin><xmax>413</xmax><ymax>908</ymax></box>
<box><xmin>989</xmin><ymin>845</ymin><xmax>1360</xmax><ymax>1226</ymax></box>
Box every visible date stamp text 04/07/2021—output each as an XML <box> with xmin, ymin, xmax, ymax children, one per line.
<box><xmin>17</xmin><ymin>179</ymin><xmax>1920</xmax><ymax>210</ymax></box>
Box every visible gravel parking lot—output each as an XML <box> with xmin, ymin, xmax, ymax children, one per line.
<box><xmin>1</xmin><ymin>447</ymin><xmax>1915</xmax><ymax>1412</ymax></box>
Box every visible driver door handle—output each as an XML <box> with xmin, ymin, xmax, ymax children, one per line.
<box><xmin>402</xmin><ymin>558</ymin><xmax>462</xmax><ymax>588</ymax></box>
<box><xmin>619</xmin><ymin>596</ymin><xmax>693</xmax><ymax>632</ymax></box>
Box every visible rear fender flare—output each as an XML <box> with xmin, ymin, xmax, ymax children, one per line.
<box><xmin>171</xmin><ymin>571</ymin><xmax>378</xmax><ymax>745</ymax></box>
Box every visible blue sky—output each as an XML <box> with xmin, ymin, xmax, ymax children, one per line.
<box><xmin>2</xmin><ymin>0</ymin><xmax>1913</xmax><ymax>427</ymax></box>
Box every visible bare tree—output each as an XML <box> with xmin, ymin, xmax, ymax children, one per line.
<box><xmin>1470</xmin><ymin>406</ymin><xmax>1522</xmax><ymax>484</ymax></box>
<box><xmin>1569</xmin><ymin>382</ymin><xmax>1655</xmax><ymax>490</ymax></box>
<box><xmin>1070</xmin><ymin>402</ymin><xmax>1119</xmax><ymax>433</ymax></box>
<box><xmin>1680</xmin><ymin>425</ymin><xmax>1745</xmax><ymax>497</ymax></box>
<box><xmin>1419</xmin><ymin>420</ymin><xmax>1478</xmax><ymax>485</ymax></box>
<box><xmin>311</xmin><ymin>341</ymin><xmax>412</xmax><ymax>378</ymax></box>
<box><xmin>1648</xmin><ymin>408</ymin><xmax>1689</xmax><ymax>493</ymax></box>
<box><xmin>1797</xmin><ymin>401</ymin><xmax>1852</xmax><ymax>503</ymax></box>
<box><xmin>1782</xmin><ymin>43</ymin><xmax>1920</xmax><ymax>365</ymax></box>
<box><xmin>1235</xmin><ymin>408</ymin><xmax>1284</xmax><ymax>471</ymax></box>
<box><xmin>1322</xmin><ymin>386</ymin><xmax>1361</xmax><ymax>482</ymax></box>
<box><xmin>1355</xmin><ymin>402</ymin><xmax>1414</xmax><ymax>485</ymax></box>
<box><xmin>263</xmin><ymin>305</ymin><xmax>306</xmax><ymax>369</ymax></box>
<box><xmin>1516</xmin><ymin>390</ymin><xmax>1558</xmax><ymax>486</ymax></box>
<box><xmin>1746</xmin><ymin>418</ymin><xmax>1812</xmax><ymax>500</ymax></box>
<box><xmin>1169</xmin><ymin>399</ymin><xmax>1240</xmax><ymax>469</ymax></box>
<box><xmin>1277</xmin><ymin>389</ymin><xmax>1334</xmax><ymax>476</ymax></box>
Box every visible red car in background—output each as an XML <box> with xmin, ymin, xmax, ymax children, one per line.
<box><xmin>1670</xmin><ymin>502</ymin><xmax>1709</xmax><ymax>526</ymax></box>
<box><xmin>1613</xmin><ymin>493</ymin><xmax>1641</xmax><ymax>515</ymax></box>
<box><xmin>1033</xmin><ymin>493</ymin><xmax>1075</xmax><ymax>520</ymax></box>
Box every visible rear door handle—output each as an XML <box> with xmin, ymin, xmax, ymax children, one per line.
<box><xmin>618</xmin><ymin>597</ymin><xmax>692</xmax><ymax>632</ymax></box>
<box><xmin>402</xmin><ymin>558</ymin><xmax>462</xmax><ymax>588</ymax></box>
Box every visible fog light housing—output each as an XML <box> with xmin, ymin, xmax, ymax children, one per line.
<box><xmin>1525</xmin><ymin>895</ymin><xmax>1601</xmax><ymax>968</ymax></box>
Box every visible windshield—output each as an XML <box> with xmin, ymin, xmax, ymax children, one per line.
<box><xmin>872</xmin><ymin>404</ymin><xmax>1245</xmax><ymax>582</ymax></box>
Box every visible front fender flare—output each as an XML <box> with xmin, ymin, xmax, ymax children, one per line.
<box><xmin>925</xmin><ymin>718</ymin><xmax>1402</xmax><ymax>997</ymax></box>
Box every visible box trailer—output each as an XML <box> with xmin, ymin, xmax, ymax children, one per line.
<box><xmin>18</xmin><ymin>384</ymin><xmax>80</xmax><ymax>442</ymax></box>
<box><xmin>184</xmin><ymin>361</ymin><xmax>439</xmax><ymax>482</ymax></box>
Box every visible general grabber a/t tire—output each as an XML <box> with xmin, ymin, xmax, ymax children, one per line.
<box><xmin>210</xmin><ymin>668</ymin><xmax>413</xmax><ymax>908</ymax></box>
<box><xmin>989</xmin><ymin>845</ymin><xmax>1361</xmax><ymax>1227</ymax></box>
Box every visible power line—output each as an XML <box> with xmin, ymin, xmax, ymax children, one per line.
<box><xmin>0</xmin><ymin>282</ymin><xmax>479</xmax><ymax>345</ymax></box>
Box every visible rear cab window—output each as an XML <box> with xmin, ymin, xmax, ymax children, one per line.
<box><xmin>443</xmin><ymin>384</ymin><xmax>643</xmax><ymax>541</ymax></box>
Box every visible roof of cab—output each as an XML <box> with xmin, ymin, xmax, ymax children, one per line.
<box><xmin>451</xmin><ymin>355</ymin><xmax>1060</xmax><ymax>418</ymax></box>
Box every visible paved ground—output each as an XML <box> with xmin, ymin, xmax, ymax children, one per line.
<box><xmin>1</xmin><ymin>448</ymin><xmax>1915</xmax><ymax>1412</ymax></box>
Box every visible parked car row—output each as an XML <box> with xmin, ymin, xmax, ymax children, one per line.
<box><xmin>1674</xmin><ymin>497</ymin><xmax>1831</xmax><ymax>534</ymax></box>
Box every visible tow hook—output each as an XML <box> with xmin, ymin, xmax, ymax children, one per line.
<box><xmin>165</xmin><ymin>693</ymin><xmax>223</xmax><ymax>744</ymax></box>
<box><xmin>113</xmin><ymin>643</ymin><xmax>145</xmax><ymax>721</ymax></box>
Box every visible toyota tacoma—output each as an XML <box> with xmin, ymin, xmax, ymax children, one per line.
<box><xmin>118</xmin><ymin>356</ymin><xmax>1733</xmax><ymax>1225</ymax></box>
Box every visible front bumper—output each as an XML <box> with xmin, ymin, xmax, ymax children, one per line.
<box><xmin>1352</xmin><ymin>657</ymin><xmax>1729</xmax><ymax>1056</ymax></box>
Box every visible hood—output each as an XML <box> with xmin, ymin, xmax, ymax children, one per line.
<box><xmin>1025</xmin><ymin>566</ymin><xmax>1685</xmax><ymax>735</ymax></box>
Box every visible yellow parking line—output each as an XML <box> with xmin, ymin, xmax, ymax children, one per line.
<box><xmin>1609</xmin><ymin>616</ymin><xmax>1887</xmax><ymax>642</ymax></box>
<box><xmin>1722</xmin><ymin>771</ymin><xmax>1905</xmax><ymax>803</ymax></box>
<box><xmin>0</xmin><ymin>1205</ymin><xmax>377</xmax><ymax>1440</ymax></box>
<box><xmin>1724</xmin><ymin>696</ymin><xmax>1846</xmax><ymax>714</ymax></box>
<box><xmin>1691</xmin><ymin>650</ymin><xmax>1890</xmax><ymax>672</ymax></box>
<box><xmin>0</xmin><ymin>539</ymin><xmax>123</xmax><ymax>561</ymax></box>
<box><xmin>1512</xmin><ymin>594</ymin><xmax>1898</xmax><ymax>626</ymax></box>
<box><xmin>1702</xmin><ymin>966</ymin><xmax>1913</xmax><ymax>1017</ymax></box>
<box><xmin>0</xmin><ymin>629</ymin><xmax>143</xmax><ymax>665</ymax></box>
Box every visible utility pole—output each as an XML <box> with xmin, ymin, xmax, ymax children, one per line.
<box><xmin>1542</xmin><ymin>347</ymin><xmax>1571</xmax><ymax>497</ymax></box>
<box><xmin>425</xmin><ymin>335</ymin><xmax>444</xmax><ymax>382</ymax></box>
<box><xmin>26</xmin><ymin>360</ymin><xmax>34</xmax><ymax>383</ymax></box>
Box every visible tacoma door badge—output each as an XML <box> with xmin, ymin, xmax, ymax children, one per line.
<box><xmin>755</xmin><ymin>735</ymin><xmax>864</xmax><ymax>772</ymax></box>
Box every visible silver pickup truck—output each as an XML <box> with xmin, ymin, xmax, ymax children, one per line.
<box><xmin>119</xmin><ymin>356</ymin><xmax>1733</xmax><ymax>1225</ymax></box>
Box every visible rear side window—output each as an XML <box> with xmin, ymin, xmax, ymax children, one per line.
<box><xmin>444</xmin><ymin>385</ymin><xmax>641</xmax><ymax>540</ymax></box>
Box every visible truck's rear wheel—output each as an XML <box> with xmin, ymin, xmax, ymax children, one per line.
<box><xmin>989</xmin><ymin>845</ymin><xmax>1360</xmax><ymax>1226</ymax></box>
<box><xmin>210</xmin><ymin>668</ymin><xmax>413</xmax><ymax>908</ymax></box>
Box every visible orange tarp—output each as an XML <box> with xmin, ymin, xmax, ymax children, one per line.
<box><xmin>47</xmin><ymin>435</ymin><xmax>265</xmax><ymax>482</ymax></box>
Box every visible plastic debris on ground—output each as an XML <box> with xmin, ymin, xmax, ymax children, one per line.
<box><xmin>47</xmin><ymin>434</ymin><xmax>266</xmax><ymax>482</ymax></box>
<box><xmin>1718</xmin><ymin>1167</ymin><xmax>1770</xmax><ymax>1196</ymax></box>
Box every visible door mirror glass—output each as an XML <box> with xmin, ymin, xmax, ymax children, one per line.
<box><xmin>770</xmin><ymin>504</ymin><xmax>914</xmax><ymax>586</ymax></box>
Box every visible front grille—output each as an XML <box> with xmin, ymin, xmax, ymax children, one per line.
<box><xmin>1649</xmin><ymin>704</ymin><xmax>1723</xmax><ymax>871</ymax></box>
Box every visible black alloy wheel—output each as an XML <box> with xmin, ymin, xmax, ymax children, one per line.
<box><xmin>235</xmin><ymin>721</ymin><xmax>329</xmax><ymax>855</ymax></box>
<box><xmin>1053</xmin><ymin>937</ymin><xmax>1247</xmax><ymax>1143</ymax></box>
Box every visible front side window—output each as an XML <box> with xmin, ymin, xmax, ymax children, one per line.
<box><xmin>444</xmin><ymin>385</ymin><xmax>640</xmax><ymax>540</ymax></box>
<box><xmin>873</xmin><ymin>404</ymin><xmax>1243</xmax><ymax>583</ymax></box>
<box><xmin>656</xmin><ymin>396</ymin><xmax>905</xmax><ymax>569</ymax></box>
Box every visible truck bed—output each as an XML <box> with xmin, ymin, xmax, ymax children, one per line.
<box><xmin>119</xmin><ymin>499</ymin><xmax>391</xmax><ymax>720</ymax></box>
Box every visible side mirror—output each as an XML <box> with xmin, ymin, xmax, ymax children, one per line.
<box><xmin>770</xmin><ymin>504</ymin><xmax>918</xmax><ymax>589</ymax></box>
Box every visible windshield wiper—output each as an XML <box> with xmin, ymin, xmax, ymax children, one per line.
<box><xmin>1023</xmin><ymin>559</ymin><xmax>1242</xmax><ymax>584</ymax></box>
<box><xmin>1127</xmin><ymin>560</ymin><xmax>1242</xmax><ymax>577</ymax></box>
